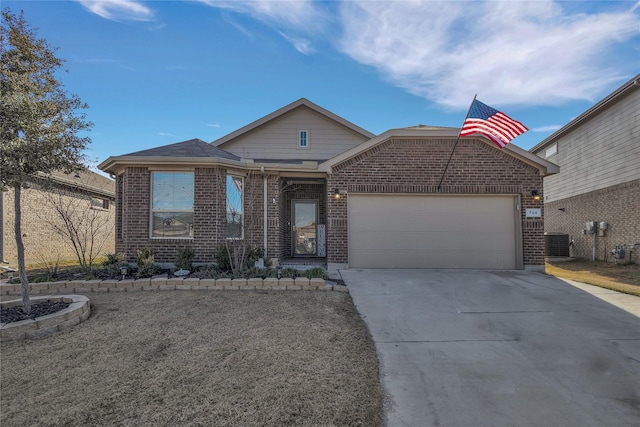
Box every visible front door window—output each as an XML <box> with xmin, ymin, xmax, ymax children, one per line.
<box><xmin>293</xmin><ymin>201</ymin><xmax>317</xmax><ymax>256</ymax></box>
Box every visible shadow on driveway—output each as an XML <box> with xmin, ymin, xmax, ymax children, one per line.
<box><xmin>341</xmin><ymin>269</ymin><xmax>640</xmax><ymax>427</ymax></box>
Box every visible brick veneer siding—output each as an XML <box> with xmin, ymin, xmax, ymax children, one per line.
<box><xmin>116</xmin><ymin>167</ymin><xmax>283</xmax><ymax>265</ymax></box>
<box><xmin>543</xmin><ymin>179</ymin><xmax>639</xmax><ymax>263</ymax></box>
<box><xmin>326</xmin><ymin>137</ymin><xmax>546</xmax><ymax>267</ymax></box>
<box><xmin>266</xmin><ymin>175</ymin><xmax>281</xmax><ymax>260</ymax></box>
<box><xmin>2</xmin><ymin>185</ymin><xmax>115</xmax><ymax>266</ymax></box>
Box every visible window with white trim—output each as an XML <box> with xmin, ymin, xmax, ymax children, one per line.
<box><xmin>298</xmin><ymin>130</ymin><xmax>309</xmax><ymax>148</ymax></box>
<box><xmin>151</xmin><ymin>172</ymin><xmax>194</xmax><ymax>238</ymax></box>
<box><xmin>226</xmin><ymin>175</ymin><xmax>243</xmax><ymax>239</ymax></box>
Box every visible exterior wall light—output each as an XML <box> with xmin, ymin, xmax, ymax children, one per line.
<box><xmin>531</xmin><ymin>190</ymin><xmax>541</xmax><ymax>201</ymax></box>
<box><xmin>334</xmin><ymin>188</ymin><xmax>341</xmax><ymax>199</ymax></box>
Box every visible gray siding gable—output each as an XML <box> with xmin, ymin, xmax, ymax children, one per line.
<box><xmin>212</xmin><ymin>99</ymin><xmax>374</xmax><ymax>161</ymax></box>
<box><xmin>533</xmin><ymin>77</ymin><xmax>640</xmax><ymax>202</ymax></box>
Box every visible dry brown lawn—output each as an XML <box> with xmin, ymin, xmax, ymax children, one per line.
<box><xmin>546</xmin><ymin>259</ymin><xmax>640</xmax><ymax>296</ymax></box>
<box><xmin>1</xmin><ymin>291</ymin><xmax>382</xmax><ymax>426</ymax></box>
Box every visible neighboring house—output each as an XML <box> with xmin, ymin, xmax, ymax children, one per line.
<box><xmin>1</xmin><ymin>169</ymin><xmax>116</xmax><ymax>267</ymax></box>
<box><xmin>98</xmin><ymin>98</ymin><xmax>558</xmax><ymax>271</ymax></box>
<box><xmin>531</xmin><ymin>75</ymin><xmax>640</xmax><ymax>263</ymax></box>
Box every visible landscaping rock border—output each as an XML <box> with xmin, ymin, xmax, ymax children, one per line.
<box><xmin>1</xmin><ymin>295</ymin><xmax>90</xmax><ymax>342</ymax></box>
<box><xmin>0</xmin><ymin>277</ymin><xmax>342</xmax><ymax>296</ymax></box>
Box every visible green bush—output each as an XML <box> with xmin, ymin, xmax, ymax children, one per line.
<box><xmin>175</xmin><ymin>246</ymin><xmax>195</xmax><ymax>271</ymax></box>
<box><xmin>214</xmin><ymin>244</ymin><xmax>265</xmax><ymax>272</ymax></box>
<box><xmin>305</xmin><ymin>267</ymin><xmax>327</xmax><ymax>280</ymax></box>
<box><xmin>214</xmin><ymin>244</ymin><xmax>232</xmax><ymax>271</ymax></box>
<box><xmin>279</xmin><ymin>268</ymin><xmax>299</xmax><ymax>278</ymax></box>
<box><xmin>136</xmin><ymin>248</ymin><xmax>154</xmax><ymax>267</ymax></box>
<box><xmin>102</xmin><ymin>253</ymin><xmax>125</xmax><ymax>267</ymax></box>
<box><xmin>135</xmin><ymin>248</ymin><xmax>159</xmax><ymax>278</ymax></box>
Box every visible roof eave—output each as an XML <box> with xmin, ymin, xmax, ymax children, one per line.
<box><xmin>98</xmin><ymin>156</ymin><xmax>322</xmax><ymax>175</ymax></box>
<box><xmin>530</xmin><ymin>74</ymin><xmax>640</xmax><ymax>152</ymax></box>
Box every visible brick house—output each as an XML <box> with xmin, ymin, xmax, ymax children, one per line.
<box><xmin>530</xmin><ymin>74</ymin><xmax>639</xmax><ymax>263</ymax></box>
<box><xmin>98</xmin><ymin>98</ymin><xmax>558</xmax><ymax>271</ymax></box>
<box><xmin>1</xmin><ymin>169</ymin><xmax>116</xmax><ymax>267</ymax></box>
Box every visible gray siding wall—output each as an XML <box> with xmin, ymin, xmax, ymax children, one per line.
<box><xmin>535</xmin><ymin>89</ymin><xmax>639</xmax><ymax>203</ymax></box>
<box><xmin>220</xmin><ymin>107</ymin><xmax>369</xmax><ymax>161</ymax></box>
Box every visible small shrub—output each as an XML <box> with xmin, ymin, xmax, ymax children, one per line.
<box><xmin>238</xmin><ymin>267</ymin><xmax>269</xmax><ymax>279</ymax></box>
<box><xmin>100</xmin><ymin>253</ymin><xmax>128</xmax><ymax>279</ymax></box>
<box><xmin>175</xmin><ymin>246</ymin><xmax>195</xmax><ymax>271</ymax></box>
<box><xmin>136</xmin><ymin>263</ymin><xmax>160</xmax><ymax>279</ymax></box>
<box><xmin>264</xmin><ymin>268</ymin><xmax>279</xmax><ymax>278</ymax></box>
<box><xmin>102</xmin><ymin>253</ymin><xmax>125</xmax><ymax>267</ymax></box>
<box><xmin>214</xmin><ymin>244</ymin><xmax>232</xmax><ymax>271</ymax></box>
<box><xmin>214</xmin><ymin>243</ymin><xmax>265</xmax><ymax>272</ymax></box>
<box><xmin>136</xmin><ymin>248</ymin><xmax>154</xmax><ymax>267</ymax></box>
<box><xmin>305</xmin><ymin>267</ymin><xmax>328</xmax><ymax>280</ymax></box>
<box><xmin>247</xmin><ymin>246</ymin><xmax>264</xmax><ymax>266</ymax></box>
<box><xmin>279</xmin><ymin>268</ymin><xmax>299</xmax><ymax>278</ymax></box>
<box><xmin>135</xmin><ymin>248</ymin><xmax>159</xmax><ymax>278</ymax></box>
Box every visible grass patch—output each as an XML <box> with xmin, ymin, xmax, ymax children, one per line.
<box><xmin>546</xmin><ymin>259</ymin><xmax>640</xmax><ymax>297</ymax></box>
<box><xmin>0</xmin><ymin>291</ymin><xmax>382</xmax><ymax>426</ymax></box>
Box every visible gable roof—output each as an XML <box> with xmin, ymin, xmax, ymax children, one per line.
<box><xmin>122</xmin><ymin>138</ymin><xmax>240</xmax><ymax>160</ymax></box>
<box><xmin>212</xmin><ymin>98</ymin><xmax>376</xmax><ymax>147</ymax></box>
<box><xmin>41</xmin><ymin>169</ymin><xmax>115</xmax><ymax>199</ymax></box>
<box><xmin>530</xmin><ymin>74</ymin><xmax>640</xmax><ymax>152</ymax></box>
<box><xmin>320</xmin><ymin>127</ymin><xmax>559</xmax><ymax>176</ymax></box>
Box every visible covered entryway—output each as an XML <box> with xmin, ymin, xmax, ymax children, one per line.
<box><xmin>348</xmin><ymin>195</ymin><xmax>521</xmax><ymax>269</ymax></box>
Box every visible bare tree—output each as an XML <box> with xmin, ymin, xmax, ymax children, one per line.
<box><xmin>39</xmin><ymin>181</ymin><xmax>114</xmax><ymax>272</ymax></box>
<box><xmin>222</xmin><ymin>170</ymin><xmax>263</xmax><ymax>276</ymax></box>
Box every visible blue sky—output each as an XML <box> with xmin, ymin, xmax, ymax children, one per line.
<box><xmin>5</xmin><ymin>1</ymin><xmax>640</xmax><ymax>171</ymax></box>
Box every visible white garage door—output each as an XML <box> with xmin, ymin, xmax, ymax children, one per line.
<box><xmin>348</xmin><ymin>195</ymin><xmax>519</xmax><ymax>269</ymax></box>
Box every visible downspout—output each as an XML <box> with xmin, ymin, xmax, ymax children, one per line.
<box><xmin>262</xmin><ymin>167</ymin><xmax>267</xmax><ymax>256</ymax></box>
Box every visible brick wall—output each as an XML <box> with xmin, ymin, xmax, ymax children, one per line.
<box><xmin>326</xmin><ymin>137</ymin><xmax>545</xmax><ymax>267</ymax></box>
<box><xmin>2</xmin><ymin>185</ymin><xmax>116</xmax><ymax>267</ymax></box>
<box><xmin>543</xmin><ymin>179</ymin><xmax>639</xmax><ymax>263</ymax></box>
<box><xmin>118</xmin><ymin>167</ymin><xmax>223</xmax><ymax>264</ymax></box>
<box><xmin>116</xmin><ymin>167</ymin><xmax>281</xmax><ymax>265</ymax></box>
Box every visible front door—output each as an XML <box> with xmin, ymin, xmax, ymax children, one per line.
<box><xmin>292</xmin><ymin>201</ymin><xmax>317</xmax><ymax>256</ymax></box>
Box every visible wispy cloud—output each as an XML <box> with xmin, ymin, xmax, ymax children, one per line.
<box><xmin>206</xmin><ymin>123</ymin><xmax>221</xmax><ymax>128</ymax></box>
<box><xmin>76</xmin><ymin>0</ymin><xmax>155</xmax><ymax>22</ymax></box>
<box><xmin>279</xmin><ymin>31</ymin><xmax>313</xmax><ymax>55</ymax></box>
<box><xmin>159</xmin><ymin>132</ymin><xmax>176</xmax><ymax>137</ymax></box>
<box><xmin>196</xmin><ymin>0</ymin><xmax>322</xmax><ymax>29</ymax></box>
<box><xmin>338</xmin><ymin>1</ymin><xmax>640</xmax><ymax>108</ymax></box>
<box><xmin>532</xmin><ymin>125</ymin><xmax>563</xmax><ymax>133</ymax></box>
<box><xmin>196</xmin><ymin>0</ymin><xmax>327</xmax><ymax>53</ymax></box>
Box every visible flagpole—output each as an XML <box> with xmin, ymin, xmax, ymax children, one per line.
<box><xmin>437</xmin><ymin>94</ymin><xmax>477</xmax><ymax>192</ymax></box>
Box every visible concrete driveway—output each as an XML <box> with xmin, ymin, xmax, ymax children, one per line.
<box><xmin>340</xmin><ymin>269</ymin><xmax>640</xmax><ymax>427</ymax></box>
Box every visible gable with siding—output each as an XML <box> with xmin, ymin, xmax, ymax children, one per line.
<box><xmin>533</xmin><ymin>77</ymin><xmax>640</xmax><ymax>203</ymax></box>
<box><xmin>213</xmin><ymin>100</ymin><xmax>374</xmax><ymax>161</ymax></box>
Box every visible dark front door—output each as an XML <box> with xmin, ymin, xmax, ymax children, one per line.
<box><xmin>292</xmin><ymin>200</ymin><xmax>317</xmax><ymax>256</ymax></box>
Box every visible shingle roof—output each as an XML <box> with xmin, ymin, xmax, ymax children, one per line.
<box><xmin>123</xmin><ymin>138</ymin><xmax>240</xmax><ymax>161</ymax></box>
<box><xmin>402</xmin><ymin>125</ymin><xmax>459</xmax><ymax>131</ymax></box>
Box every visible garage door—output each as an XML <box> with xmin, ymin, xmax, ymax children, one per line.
<box><xmin>348</xmin><ymin>195</ymin><xmax>519</xmax><ymax>269</ymax></box>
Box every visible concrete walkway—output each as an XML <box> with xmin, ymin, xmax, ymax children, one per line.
<box><xmin>341</xmin><ymin>269</ymin><xmax>640</xmax><ymax>427</ymax></box>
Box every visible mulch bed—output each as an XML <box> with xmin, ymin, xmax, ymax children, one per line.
<box><xmin>0</xmin><ymin>300</ymin><xmax>70</xmax><ymax>324</ymax></box>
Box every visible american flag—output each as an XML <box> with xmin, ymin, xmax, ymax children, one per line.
<box><xmin>460</xmin><ymin>99</ymin><xmax>528</xmax><ymax>148</ymax></box>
